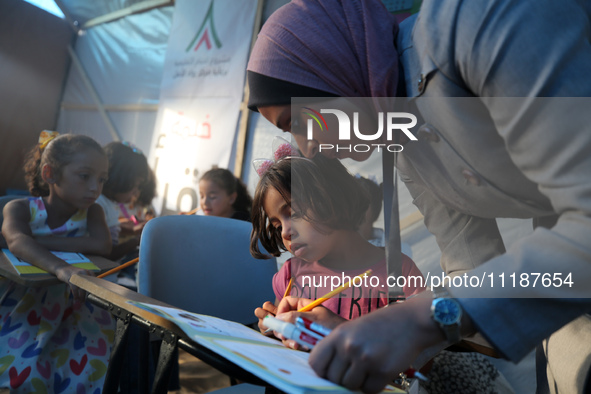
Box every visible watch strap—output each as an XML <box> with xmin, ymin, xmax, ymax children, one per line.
<box><xmin>441</xmin><ymin>319</ymin><xmax>461</xmax><ymax>344</ymax></box>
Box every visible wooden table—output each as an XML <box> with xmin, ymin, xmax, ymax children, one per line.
<box><xmin>0</xmin><ymin>250</ymin><xmax>118</xmax><ymax>287</ymax></box>
<box><xmin>70</xmin><ymin>274</ymin><xmax>268</xmax><ymax>393</ymax></box>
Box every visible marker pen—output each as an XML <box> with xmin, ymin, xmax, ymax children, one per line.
<box><xmin>295</xmin><ymin>316</ymin><xmax>333</xmax><ymax>338</ymax></box>
<box><xmin>403</xmin><ymin>368</ymin><xmax>428</xmax><ymax>382</ymax></box>
<box><xmin>263</xmin><ymin>316</ymin><xmax>320</xmax><ymax>348</ymax></box>
<box><xmin>264</xmin><ymin>317</ymin><xmax>428</xmax><ymax>383</ymax></box>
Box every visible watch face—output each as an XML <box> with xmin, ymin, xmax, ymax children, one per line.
<box><xmin>433</xmin><ymin>298</ymin><xmax>461</xmax><ymax>325</ymax></box>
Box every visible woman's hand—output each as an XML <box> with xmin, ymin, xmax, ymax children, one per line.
<box><xmin>308</xmin><ymin>297</ymin><xmax>444</xmax><ymax>394</ymax></box>
<box><xmin>255</xmin><ymin>301</ymin><xmax>278</xmax><ymax>335</ymax></box>
<box><xmin>55</xmin><ymin>265</ymin><xmax>95</xmax><ymax>306</ymax></box>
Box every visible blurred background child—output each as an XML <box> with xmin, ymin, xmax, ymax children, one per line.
<box><xmin>0</xmin><ymin>132</ymin><xmax>114</xmax><ymax>392</ymax></box>
<box><xmin>96</xmin><ymin>141</ymin><xmax>149</xmax><ymax>262</ymax></box>
<box><xmin>198</xmin><ymin>167</ymin><xmax>253</xmax><ymax>221</ymax></box>
<box><xmin>118</xmin><ymin>167</ymin><xmax>157</xmax><ymax>241</ymax></box>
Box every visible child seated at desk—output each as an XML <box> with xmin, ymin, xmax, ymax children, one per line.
<box><xmin>198</xmin><ymin>167</ymin><xmax>253</xmax><ymax>221</ymax></box>
<box><xmin>118</xmin><ymin>166</ymin><xmax>156</xmax><ymax>243</ymax></box>
<box><xmin>0</xmin><ymin>132</ymin><xmax>114</xmax><ymax>392</ymax></box>
<box><xmin>251</xmin><ymin>147</ymin><xmax>511</xmax><ymax>394</ymax></box>
<box><xmin>96</xmin><ymin>141</ymin><xmax>150</xmax><ymax>263</ymax></box>
<box><xmin>250</xmin><ymin>149</ymin><xmax>424</xmax><ymax>328</ymax></box>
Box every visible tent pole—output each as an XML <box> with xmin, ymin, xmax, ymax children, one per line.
<box><xmin>82</xmin><ymin>0</ymin><xmax>174</xmax><ymax>30</ymax></box>
<box><xmin>53</xmin><ymin>0</ymin><xmax>80</xmax><ymax>33</ymax></box>
<box><xmin>234</xmin><ymin>0</ymin><xmax>266</xmax><ymax>179</ymax></box>
<box><xmin>67</xmin><ymin>46</ymin><xmax>122</xmax><ymax>142</ymax></box>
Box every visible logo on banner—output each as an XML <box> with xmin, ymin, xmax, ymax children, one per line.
<box><xmin>186</xmin><ymin>1</ymin><xmax>222</xmax><ymax>52</ymax></box>
<box><xmin>306</xmin><ymin>109</ymin><xmax>418</xmax><ymax>153</ymax></box>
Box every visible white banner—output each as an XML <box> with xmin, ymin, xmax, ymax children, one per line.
<box><xmin>150</xmin><ymin>0</ymin><xmax>257</xmax><ymax>215</ymax></box>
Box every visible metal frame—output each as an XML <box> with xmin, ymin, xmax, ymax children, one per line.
<box><xmin>234</xmin><ymin>0</ymin><xmax>266</xmax><ymax>178</ymax></box>
<box><xmin>82</xmin><ymin>286</ymin><xmax>268</xmax><ymax>394</ymax></box>
<box><xmin>82</xmin><ymin>0</ymin><xmax>174</xmax><ymax>30</ymax></box>
<box><xmin>53</xmin><ymin>0</ymin><xmax>81</xmax><ymax>33</ymax></box>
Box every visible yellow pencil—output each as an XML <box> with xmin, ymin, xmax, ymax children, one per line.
<box><xmin>298</xmin><ymin>269</ymin><xmax>373</xmax><ymax>312</ymax></box>
<box><xmin>97</xmin><ymin>257</ymin><xmax>139</xmax><ymax>279</ymax></box>
<box><xmin>180</xmin><ymin>207</ymin><xmax>199</xmax><ymax>215</ymax></box>
<box><xmin>283</xmin><ymin>277</ymin><xmax>294</xmax><ymax>298</ymax></box>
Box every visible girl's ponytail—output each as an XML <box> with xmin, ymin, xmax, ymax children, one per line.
<box><xmin>24</xmin><ymin>144</ymin><xmax>48</xmax><ymax>197</ymax></box>
<box><xmin>200</xmin><ymin>168</ymin><xmax>253</xmax><ymax>216</ymax></box>
<box><xmin>232</xmin><ymin>178</ymin><xmax>253</xmax><ymax>215</ymax></box>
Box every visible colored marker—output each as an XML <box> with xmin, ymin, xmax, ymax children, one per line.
<box><xmin>263</xmin><ymin>316</ymin><xmax>322</xmax><ymax>348</ymax></box>
<box><xmin>266</xmin><ymin>316</ymin><xmax>428</xmax><ymax>382</ymax></box>
<box><xmin>295</xmin><ymin>316</ymin><xmax>333</xmax><ymax>338</ymax></box>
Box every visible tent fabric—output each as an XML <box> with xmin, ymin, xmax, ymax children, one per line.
<box><xmin>55</xmin><ymin>0</ymin><xmax>288</xmax><ymax>151</ymax></box>
<box><xmin>57</xmin><ymin>6</ymin><xmax>173</xmax><ymax>150</ymax></box>
<box><xmin>61</xmin><ymin>7</ymin><xmax>172</xmax><ymax>106</ymax></box>
<box><xmin>0</xmin><ymin>0</ymin><xmax>74</xmax><ymax>194</ymax></box>
<box><xmin>57</xmin><ymin>0</ymin><xmax>158</xmax><ymax>26</ymax></box>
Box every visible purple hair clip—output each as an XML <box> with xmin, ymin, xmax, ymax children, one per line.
<box><xmin>252</xmin><ymin>136</ymin><xmax>301</xmax><ymax>177</ymax></box>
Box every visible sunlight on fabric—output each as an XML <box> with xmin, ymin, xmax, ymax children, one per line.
<box><xmin>23</xmin><ymin>0</ymin><xmax>64</xmax><ymax>18</ymax></box>
<box><xmin>153</xmin><ymin>108</ymin><xmax>207</xmax><ymax>213</ymax></box>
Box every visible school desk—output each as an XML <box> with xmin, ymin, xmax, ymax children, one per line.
<box><xmin>0</xmin><ymin>249</ymin><xmax>118</xmax><ymax>287</ymax></box>
<box><xmin>70</xmin><ymin>274</ymin><xmax>268</xmax><ymax>394</ymax></box>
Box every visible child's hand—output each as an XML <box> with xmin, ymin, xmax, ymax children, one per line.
<box><xmin>119</xmin><ymin>219</ymin><xmax>136</xmax><ymax>234</ymax></box>
<box><xmin>120</xmin><ymin>220</ymin><xmax>146</xmax><ymax>236</ymax></box>
<box><xmin>276</xmin><ymin>297</ymin><xmax>346</xmax><ymax>329</ymax></box>
<box><xmin>274</xmin><ymin>297</ymin><xmax>347</xmax><ymax>350</ymax></box>
<box><xmin>55</xmin><ymin>265</ymin><xmax>95</xmax><ymax>305</ymax></box>
<box><xmin>255</xmin><ymin>301</ymin><xmax>278</xmax><ymax>335</ymax></box>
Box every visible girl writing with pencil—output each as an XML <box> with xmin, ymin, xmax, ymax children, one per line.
<box><xmin>250</xmin><ymin>143</ymin><xmax>424</xmax><ymax>333</ymax></box>
<box><xmin>0</xmin><ymin>132</ymin><xmax>114</xmax><ymax>392</ymax></box>
<box><xmin>250</xmin><ymin>142</ymin><xmax>509</xmax><ymax>394</ymax></box>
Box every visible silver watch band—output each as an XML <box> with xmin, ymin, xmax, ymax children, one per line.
<box><xmin>432</xmin><ymin>285</ymin><xmax>450</xmax><ymax>299</ymax></box>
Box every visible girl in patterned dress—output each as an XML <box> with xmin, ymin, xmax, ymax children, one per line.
<box><xmin>0</xmin><ymin>132</ymin><xmax>114</xmax><ymax>393</ymax></box>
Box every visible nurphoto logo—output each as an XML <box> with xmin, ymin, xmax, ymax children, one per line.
<box><xmin>305</xmin><ymin>109</ymin><xmax>418</xmax><ymax>154</ymax></box>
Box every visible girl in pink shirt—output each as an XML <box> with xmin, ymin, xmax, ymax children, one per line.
<box><xmin>250</xmin><ymin>152</ymin><xmax>424</xmax><ymax>333</ymax></box>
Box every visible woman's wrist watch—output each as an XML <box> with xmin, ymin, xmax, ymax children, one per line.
<box><xmin>430</xmin><ymin>286</ymin><xmax>462</xmax><ymax>344</ymax></box>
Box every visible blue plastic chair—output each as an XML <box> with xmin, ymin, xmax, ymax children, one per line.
<box><xmin>137</xmin><ymin>215</ymin><xmax>277</xmax><ymax>325</ymax></box>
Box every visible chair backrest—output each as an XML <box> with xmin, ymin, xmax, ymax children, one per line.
<box><xmin>137</xmin><ymin>215</ymin><xmax>277</xmax><ymax>325</ymax></box>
